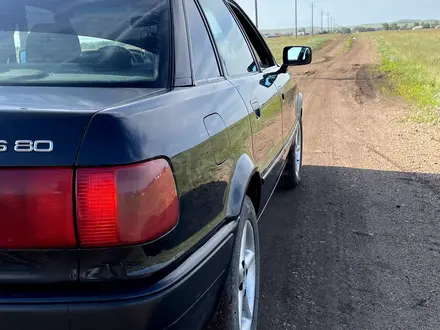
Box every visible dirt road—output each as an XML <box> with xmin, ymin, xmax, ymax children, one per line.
<box><xmin>259</xmin><ymin>37</ymin><xmax>440</xmax><ymax>329</ymax></box>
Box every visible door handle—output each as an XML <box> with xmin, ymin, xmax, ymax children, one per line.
<box><xmin>250</xmin><ymin>99</ymin><xmax>261</xmax><ymax>119</ymax></box>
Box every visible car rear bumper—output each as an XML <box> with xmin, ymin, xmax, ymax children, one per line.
<box><xmin>0</xmin><ymin>223</ymin><xmax>236</xmax><ymax>330</ymax></box>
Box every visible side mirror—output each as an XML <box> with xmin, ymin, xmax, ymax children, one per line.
<box><xmin>19</xmin><ymin>50</ymin><xmax>26</xmax><ymax>64</ymax></box>
<box><xmin>283</xmin><ymin>46</ymin><xmax>312</xmax><ymax>66</ymax></box>
<box><xmin>259</xmin><ymin>72</ymin><xmax>278</xmax><ymax>88</ymax></box>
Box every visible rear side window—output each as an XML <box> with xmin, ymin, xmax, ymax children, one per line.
<box><xmin>198</xmin><ymin>0</ymin><xmax>257</xmax><ymax>77</ymax></box>
<box><xmin>25</xmin><ymin>6</ymin><xmax>55</xmax><ymax>29</ymax></box>
<box><xmin>229</xmin><ymin>4</ymin><xmax>276</xmax><ymax>69</ymax></box>
<box><xmin>0</xmin><ymin>0</ymin><xmax>170</xmax><ymax>87</ymax></box>
<box><xmin>185</xmin><ymin>0</ymin><xmax>220</xmax><ymax>81</ymax></box>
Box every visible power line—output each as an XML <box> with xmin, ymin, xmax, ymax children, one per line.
<box><xmin>288</xmin><ymin>0</ymin><xmax>344</xmax><ymax>36</ymax></box>
<box><xmin>255</xmin><ymin>0</ymin><xmax>258</xmax><ymax>29</ymax></box>
<box><xmin>327</xmin><ymin>13</ymin><xmax>330</xmax><ymax>33</ymax></box>
<box><xmin>295</xmin><ymin>0</ymin><xmax>298</xmax><ymax>38</ymax></box>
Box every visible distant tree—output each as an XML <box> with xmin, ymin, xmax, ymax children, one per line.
<box><xmin>354</xmin><ymin>26</ymin><xmax>368</xmax><ymax>32</ymax></box>
<box><xmin>382</xmin><ymin>23</ymin><xmax>390</xmax><ymax>30</ymax></box>
<box><xmin>341</xmin><ymin>27</ymin><xmax>352</xmax><ymax>34</ymax></box>
<box><xmin>402</xmin><ymin>24</ymin><xmax>408</xmax><ymax>30</ymax></box>
<box><xmin>432</xmin><ymin>20</ymin><xmax>439</xmax><ymax>28</ymax></box>
<box><xmin>413</xmin><ymin>22</ymin><xmax>420</xmax><ymax>27</ymax></box>
<box><xmin>390</xmin><ymin>23</ymin><xmax>399</xmax><ymax>30</ymax></box>
<box><xmin>422</xmin><ymin>22</ymin><xmax>431</xmax><ymax>29</ymax></box>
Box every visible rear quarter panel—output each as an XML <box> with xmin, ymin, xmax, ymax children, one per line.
<box><xmin>76</xmin><ymin>80</ymin><xmax>254</xmax><ymax>281</ymax></box>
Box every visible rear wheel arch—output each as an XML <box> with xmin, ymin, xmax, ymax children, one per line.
<box><xmin>226</xmin><ymin>154</ymin><xmax>262</xmax><ymax>219</ymax></box>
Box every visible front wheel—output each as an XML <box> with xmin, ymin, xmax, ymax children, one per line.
<box><xmin>279</xmin><ymin>120</ymin><xmax>303</xmax><ymax>189</ymax></box>
<box><xmin>209</xmin><ymin>196</ymin><xmax>260</xmax><ymax>330</ymax></box>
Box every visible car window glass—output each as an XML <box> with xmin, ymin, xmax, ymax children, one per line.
<box><xmin>0</xmin><ymin>0</ymin><xmax>170</xmax><ymax>87</ymax></box>
<box><xmin>198</xmin><ymin>0</ymin><xmax>257</xmax><ymax>76</ymax></box>
<box><xmin>26</xmin><ymin>6</ymin><xmax>55</xmax><ymax>30</ymax></box>
<box><xmin>250</xmin><ymin>43</ymin><xmax>263</xmax><ymax>68</ymax></box>
<box><xmin>185</xmin><ymin>0</ymin><xmax>220</xmax><ymax>80</ymax></box>
<box><xmin>229</xmin><ymin>4</ymin><xmax>275</xmax><ymax>68</ymax></box>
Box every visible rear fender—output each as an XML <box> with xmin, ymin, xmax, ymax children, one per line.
<box><xmin>226</xmin><ymin>154</ymin><xmax>259</xmax><ymax>218</ymax></box>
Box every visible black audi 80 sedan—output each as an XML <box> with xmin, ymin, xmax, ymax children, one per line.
<box><xmin>0</xmin><ymin>0</ymin><xmax>311</xmax><ymax>329</ymax></box>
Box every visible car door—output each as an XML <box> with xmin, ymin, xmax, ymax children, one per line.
<box><xmin>197</xmin><ymin>0</ymin><xmax>283</xmax><ymax>208</ymax></box>
<box><xmin>276</xmin><ymin>72</ymin><xmax>297</xmax><ymax>142</ymax></box>
<box><xmin>227</xmin><ymin>2</ymin><xmax>298</xmax><ymax>144</ymax></box>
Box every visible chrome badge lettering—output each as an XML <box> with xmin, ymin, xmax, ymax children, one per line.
<box><xmin>0</xmin><ymin>140</ymin><xmax>53</xmax><ymax>152</ymax></box>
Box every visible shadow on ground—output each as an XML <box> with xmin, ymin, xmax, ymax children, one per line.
<box><xmin>259</xmin><ymin>165</ymin><xmax>440</xmax><ymax>330</ymax></box>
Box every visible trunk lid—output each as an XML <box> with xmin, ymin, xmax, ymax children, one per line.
<box><xmin>0</xmin><ymin>86</ymin><xmax>162</xmax><ymax>166</ymax></box>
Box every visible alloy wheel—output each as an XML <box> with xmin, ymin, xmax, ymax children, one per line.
<box><xmin>294</xmin><ymin>124</ymin><xmax>302</xmax><ymax>177</ymax></box>
<box><xmin>237</xmin><ymin>220</ymin><xmax>256</xmax><ymax>330</ymax></box>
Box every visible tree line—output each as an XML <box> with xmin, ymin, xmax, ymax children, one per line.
<box><xmin>338</xmin><ymin>20</ymin><xmax>440</xmax><ymax>34</ymax></box>
<box><xmin>382</xmin><ymin>21</ymin><xmax>440</xmax><ymax>30</ymax></box>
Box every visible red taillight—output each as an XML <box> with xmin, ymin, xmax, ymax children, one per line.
<box><xmin>0</xmin><ymin>168</ymin><xmax>75</xmax><ymax>248</ymax></box>
<box><xmin>76</xmin><ymin>159</ymin><xmax>179</xmax><ymax>248</ymax></box>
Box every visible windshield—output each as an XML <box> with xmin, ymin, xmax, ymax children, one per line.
<box><xmin>0</xmin><ymin>0</ymin><xmax>170</xmax><ymax>87</ymax></box>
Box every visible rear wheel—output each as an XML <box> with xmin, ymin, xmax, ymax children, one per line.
<box><xmin>279</xmin><ymin>120</ymin><xmax>303</xmax><ymax>189</ymax></box>
<box><xmin>208</xmin><ymin>196</ymin><xmax>260</xmax><ymax>330</ymax></box>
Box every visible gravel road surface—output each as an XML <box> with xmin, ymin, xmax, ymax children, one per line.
<box><xmin>258</xmin><ymin>37</ymin><xmax>440</xmax><ymax>330</ymax></box>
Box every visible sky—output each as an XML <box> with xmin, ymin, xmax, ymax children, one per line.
<box><xmin>235</xmin><ymin>0</ymin><xmax>440</xmax><ymax>29</ymax></box>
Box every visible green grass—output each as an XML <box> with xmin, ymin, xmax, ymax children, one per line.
<box><xmin>265</xmin><ymin>34</ymin><xmax>337</xmax><ymax>63</ymax></box>
<box><xmin>367</xmin><ymin>29</ymin><xmax>440</xmax><ymax>123</ymax></box>
<box><xmin>343</xmin><ymin>36</ymin><xmax>354</xmax><ymax>52</ymax></box>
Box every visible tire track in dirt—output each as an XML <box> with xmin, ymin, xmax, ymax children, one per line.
<box><xmin>295</xmin><ymin>36</ymin><xmax>439</xmax><ymax>174</ymax></box>
<box><xmin>259</xmin><ymin>37</ymin><xmax>440</xmax><ymax>330</ymax></box>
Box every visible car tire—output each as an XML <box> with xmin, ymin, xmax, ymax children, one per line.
<box><xmin>279</xmin><ymin>120</ymin><xmax>303</xmax><ymax>189</ymax></box>
<box><xmin>208</xmin><ymin>196</ymin><xmax>260</xmax><ymax>330</ymax></box>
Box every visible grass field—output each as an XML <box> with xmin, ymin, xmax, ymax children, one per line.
<box><xmin>265</xmin><ymin>34</ymin><xmax>336</xmax><ymax>63</ymax></box>
<box><xmin>367</xmin><ymin>29</ymin><xmax>440</xmax><ymax>123</ymax></box>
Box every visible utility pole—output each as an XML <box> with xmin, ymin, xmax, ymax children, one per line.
<box><xmin>295</xmin><ymin>0</ymin><xmax>298</xmax><ymax>38</ymax></box>
<box><xmin>255</xmin><ymin>0</ymin><xmax>258</xmax><ymax>29</ymax></box>
<box><xmin>310</xmin><ymin>3</ymin><xmax>315</xmax><ymax>35</ymax></box>
<box><xmin>327</xmin><ymin>13</ymin><xmax>330</xmax><ymax>33</ymax></box>
<box><xmin>321</xmin><ymin>10</ymin><xmax>324</xmax><ymax>33</ymax></box>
